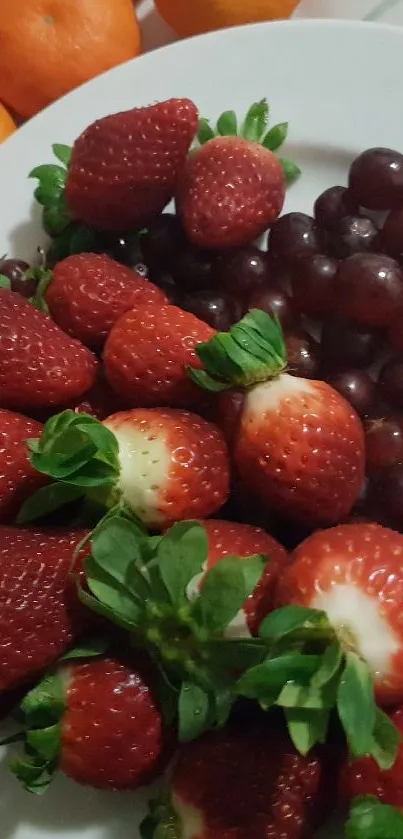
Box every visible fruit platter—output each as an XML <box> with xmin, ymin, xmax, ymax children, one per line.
<box><xmin>3</xmin><ymin>17</ymin><xmax>403</xmax><ymax>839</ymax></box>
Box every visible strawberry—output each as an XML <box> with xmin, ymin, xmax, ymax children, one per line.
<box><xmin>0</xmin><ymin>287</ymin><xmax>98</xmax><ymax>412</ymax></box>
<box><xmin>69</xmin><ymin>374</ymin><xmax>126</xmax><ymax>420</ymax></box>
<box><xmin>188</xmin><ymin>309</ymin><xmax>365</xmax><ymax>528</ymax></box>
<box><xmin>276</xmin><ymin>522</ymin><xmax>403</xmax><ymax>708</ymax></box>
<box><xmin>0</xmin><ymin>526</ymin><xmax>90</xmax><ymax>692</ymax></box>
<box><xmin>12</xmin><ymin>652</ymin><xmax>167</xmax><ymax>792</ymax></box>
<box><xmin>19</xmin><ymin>408</ymin><xmax>230</xmax><ymax>529</ymax></box>
<box><xmin>103</xmin><ymin>302</ymin><xmax>216</xmax><ymax>410</ymax></box>
<box><xmin>0</xmin><ymin>408</ymin><xmax>48</xmax><ymax>522</ymax></box>
<box><xmin>45</xmin><ymin>253</ymin><xmax>168</xmax><ymax>349</ymax></box>
<box><xmin>340</xmin><ymin>706</ymin><xmax>403</xmax><ymax>810</ymax></box>
<box><xmin>142</xmin><ymin>715</ymin><xmax>336</xmax><ymax>839</ymax></box>
<box><xmin>175</xmin><ymin>100</ymin><xmax>297</xmax><ymax>250</ymax></box>
<box><xmin>65</xmin><ymin>99</ymin><xmax>199</xmax><ymax>231</ymax></box>
<box><xmin>199</xmin><ymin>519</ymin><xmax>288</xmax><ymax>636</ymax></box>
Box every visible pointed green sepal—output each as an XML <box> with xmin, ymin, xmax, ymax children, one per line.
<box><xmin>345</xmin><ymin>796</ymin><xmax>403</xmax><ymax>839</ymax></box>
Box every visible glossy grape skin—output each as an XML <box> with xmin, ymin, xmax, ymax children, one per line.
<box><xmin>150</xmin><ymin>270</ymin><xmax>179</xmax><ymax>303</ymax></box>
<box><xmin>368</xmin><ymin>464</ymin><xmax>403</xmax><ymax>530</ymax></box>
<box><xmin>104</xmin><ymin>233</ymin><xmax>143</xmax><ymax>267</ymax></box>
<box><xmin>0</xmin><ymin>258</ymin><xmax>34</xmax><ymax>298</ymax></box>
<box><xmin>380</xmin><ymin>209</ymin><xmax>403</xmax><ymax>261</ymax></box>
<box><xmin>349</xmin><ymin>147</ymin><xmax>403</xmax><ymax>210</ymax></box>
<box><xmin>285</xmin><ymin>329</ymin><xmax>320</xmax><ymax>379</ymax></box>
<box><xmin>365</xmin><ymin>414</ymin><xmax>403</xmax><ymax>474</ymax></box>
<box><xmin>248</xmin><ymin>286</ymin><xmax>296</xmax><ymax>330</ymax></box>
<box><xmin>379</xmin><ymin>357</ymin><xmax>403</xmax><ymax>409</ymax></box>
<box><xmin>171</xmin><ymin>245</ymin><xmax>215</xmax><ymax>290</ymax></box>
<box><xmin>327</xmin><ymin>215</ymin><xmax>378</xmax><ymax>260</ymax></box>
<box><xmin>215</xmin><ymin>246</ymin><xmax>271</xmax><ymax>297</ymax></box>
<box><xmin>320</xmin><ymin>318</ymin><xmax>381</xmax><ymax>370</ymax></box>
<box><xmin>335</xmin><ymin>252</ymin><xmax>403</xmax><ymax>327</ymax></box>
<box><xmin>327</xmin><ymin>369</ymin><xmax>376</xmax><ymax>418</ymax></box>
<box><xmin>314</xmin><ymin>186</ymin><xmax>359</xmax><ymax>230</ymax></box>
<box><xmin>141</xmin><ymin>213</ymin><xmax>185</xmax><ymax>270</ymax></box>
<box><xmin>268</xmin><ymin>213</ymin><xmax>322</xmax><ymax>266</ymax></box>
<box><xmin>180</xmin><ymin>290</ymin><xmax>241</xmax><ymax>331</ymax></box>
<box><xmin>291</xmin><ymin>253</ymin><xmax>338</xmax><ymax>318</ymax></box>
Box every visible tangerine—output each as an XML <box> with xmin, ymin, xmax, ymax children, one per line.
<box><xmin>0</xmin><ymin>0</ymin><xmax>142</xmax><ymax>119</ymax></box>
<box><xmin>0</xmin><ymin>103</ymin><xmax>17</xmax><ymax>143</ymax></box>
<box><xmin>155</xmin><ymin>0</ymin><xmax>300</xmax><ymax>38</ymax></box>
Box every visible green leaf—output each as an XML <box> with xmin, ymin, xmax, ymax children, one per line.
<box><xmin>0</xmin><ymin>274</ymin><xmax>11</xmax><ymax>290</ymax></box>
<box><xmin>157</xmin><ymin>521</ymin><xmax>209</xmax><ymax>607</ymax></box>
<box><xmin>285</xmin><ymin>708</ymin><xmax>330</xmax><ymax>755</ymax></box>
<box><xmin>26</xmin><ymin>724</ymin><xmax>60</xmax><ymax>762</ymax></box>
<box><xmin>311</xmin><ymin>642</ymin><xmax>343</xmax><ymax>688</ymax></box>
<box><xmin>69</xmin><ymin>225</ymin><xmax>102</xmax><ymax>255</ymax></box>
<box><xmin>277</xmin><ymin>682</ymin><xmax>331</xmax><ymax>710</ymax></box>
<box><xmin>193</xmin><ymin>554</ymin><xmax>265</xmax><ymax>634</ymax></box>
<box><xmin>345</xmin><ymin>796</ymin><xmax>403</xmax><ymax>839</ymax></box>
<box><xmin>178</xmin><ymin>682</ymin><xmax>212</xmax><ymax>742</ymax></box>
<box><xmin>259</xmin><ymin>604</ymin><xmax>329</xmax><ymax>645</ymax></box>
<box><xmin>28</xmin><ymin>267</ymin><xmax>53</xmax><ymax>312</ymax></box>
<box><xmin>208</xmin><ymin>638</ymin><xmax>267</xmax><ymax>672</ymax></box>
<box><xmin>370</xmin><ymin>708</ymin><xmax>400</xmax><ymax>771</ymax></box>
<box><xmin>242</xmin><ymin>99</ymin><xmax>269</xmax><ymax>143</ymax></box>
<box><xmin>216</xmin><ymin>110</ymin><xmax>238</xmax><ymax>136</ymax></box>
<box><xmin>236</xmin><ymin>652</ymin><xmax>322</xmax><ymax>703</ymax></box>
<box><xmin>262</xmin><ymin>122</ymin><xmax>288</xmax><ymax>151</ymax></box>
<box><xmin>60</xmin><ymin>637</ymin><xmax>110</xmax><ymax>662</ymax></box>
<box><xmin>29</xmin><ymin>163</ymin><xmax>67</xmax><ymax>193</ymax></box>
<box><xmin>21</xmin><ymin>672</ymin><xmax>66</xmax><ymax>729</ymax></box>
<box><xmin>213</xmin><ymin>685</ymin><xmax>234</xmax><ymax>728</ymax></box>
<box><xmin>77</xmin><ymin>583</ymin><xmax>138</xmax><ymax>632</ymax></box>
<box><xmin>85</xmin><ymin>555</ymin><xmax>142</xmax><ymax>626</ymax></box>
<box><xmin>90</xmin><ymin>516</ymin><xmax>144</xmax><ymax>591</ymax></box>
<box><xmin>279</xmin><ymin>157</ymin><xmax>302</xmax><ymax>186</ymax></box>
<box><xmin>52</xmin><ymin>143</ymin><xmax>72</xmax><ymax>167</ymax></box>
<box><xmin>197</xmin><ymin>118</ymin><xmax>215</xmax><ymax>145</ymax></box>
<box><xmin>337</xmin><ymin>653</ymin><xmax>376</xmax><ymax>759</ymax></box>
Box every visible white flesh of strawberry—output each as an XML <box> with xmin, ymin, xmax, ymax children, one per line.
<box><xmin>311</xmin><ymin>585</ymin><xmax>400</xmax><ymax>679</ymax></box>
<box><xmin>172</xmin><ymin>791</ymin><xmax>204</xmax><ymax>839</ymax></box>
<box><xmin>103</xmin><ymin>416</ymin><xmax>171</xmax><ymax>527</ymax></box>
<box><xmin>243</xmin><ymin>372</ymin><xmax>316</xmax><ymax>417</ymax></box>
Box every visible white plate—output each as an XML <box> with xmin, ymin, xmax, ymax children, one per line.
<box><xmin>0</xmin><ymin>17</ymin><xmax>403</xmax><ymax>839</ymax></box>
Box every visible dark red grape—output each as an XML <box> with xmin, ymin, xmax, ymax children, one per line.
<box><xmin>171</xmin><ymin>245</ymin><xmax>215</xmax><ymax>290</ymax></box>
<box><xmin>326</xmin><ymin>215</ymin><xmax>378</xmax><ymax>259</ymax></box>
<box><xmin>320</xmin><ymin>318</ymin><xmax>381</xmax><ymax>370</ymax></box>
<box><xmin>104</xmin><ymin>233</ymin><xmax>143</xmax><ymax>267</ymax></box>
<box><xmin>314</xmin><ymin>186</ymin><xmax>358</xmax><ymax>230</ymax></box>
<box><xmin>215</xmin><ymin>246</ymin><xmax>271</xmax><ymax>297</ymax></box>
<box><xmin>380</xmin><ymin>208</ymin><xmax>403</xmax><ymax>261</ymax></box>
<box><xmin>248</xmin><ymin>286</ymin><xmax>296</xmax><ymax>330</ymax></box>
<box><xmin>379</xmin><ymin>356</ymin><xmax>403</xmax><ymax>408</ymax></box>
<box><xmin>150</xmin><ymin>270</ymin><xmax>179</xmax><ymax>304</ymax></box>
<box><xmin>349</xmin><ymin>147</ymin><xmax>403</xmax><ymax>210</ymax></box>
<box><xmin>285</xmin><ymin>330</ymin><xmax>320</xmax><ymax>379</ymax></box>
<box><xmin>389</xmin><ymin>310</ymin><xmax>403</xmax><ymax>354</ymax></box>
<box><xmin>291</xmin><ymin>253</ymin><xmax>337</xmax><ymax>318</ymax></box>
<box><xmin>141</xmin><ymin>213</ymin><xmax>185</xmax><ymax>270</ymax></box>
<box><xmin>365</xmin><ymin>414</ymin><xmax>403</xmax><ymax>474</ymax></box>
<box><xmin>368</xmin><ymin>464</ymin><xmax>403</xmax><ymax>530</ymax></box>
<box><xmin>181</xmin><ymin>290</ymin><xmax>241</xmax><ymax>331</ymax></box>
<box><xmin>268</xmin><ymin>213</ymin><xmax>322</xmax><ymax>266</ymax></box>
<box><xmin>327</xmin><ymin>369</ymin><xmax>376</xmax><ymax>417</ymax></box>
<box><xmin>335</xmin><ymin>252</ymin><xmax>403</xmax><ymax>327</ymax></box>
<box><xmin>0</xmin><ymin>258</ymin><xmax>34</xmax><ymax>298</ymax></box>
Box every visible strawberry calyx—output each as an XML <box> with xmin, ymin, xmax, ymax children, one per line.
<box><xmin>187</xmin><ymin>309</ymin><xmax>287</xmax><ymax>392</ymax></box>
<box><xmin>8</xmin><ymin>639</ymin><xmax>108</xmax><ymax>794</ymax></box>
<box><xmin>235</xmin><ymin>605</ymin><xmax>400</xmax><ymax>770</ymax></box>
<box><xmin>140</xmin><ymin>791</ymin><xmax>180</xmax><ymax>839</ymax></box>
<box><xmin>345</xmin><ymin>796</ymin><xmax>403</xmax><ymax>839</ymax></box>
<box><xmin>76</xmin><ymin>515</ymin><xmax>269</xmax><ymax>742</ymax></box>
<box><xmin>196</xmin><ymin>99</ymin><xmax>301</xmax><ymax>186</ymax></box>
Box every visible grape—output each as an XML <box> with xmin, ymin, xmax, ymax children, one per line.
<box><xmin>171</xmin><ymin>244</ymin><xmax>215</xmax><ymax>291</ymax></box>
<box><xmin>380</xmin><ymin>209</ymin><xmax>403</xmax><ymax>261</ymax></box>
<box><xmin>320</xmin><ymin>318</ymin><xmax>381</xmax><ymax>370</ymax></box>
<box><xmin>0</xmin><ymin>258</ymin><xmax>34</xmax><ymax>298</ymax></box>
<box><xmin>150</xmin><ymin>270</ymin><xmax>179</xmax><ymax>304</ymax></box>
<box><xmin>180</xmin><ymin>290</ymin><xmax>241</xmax><ymax>331</ymax></box>
<box><xmin>141</xmin><ymin>213</ymin><xmax>185</xmax><ymax>270</ymax></box>
<box><xmin>268</xmin><ymin>213</ymin><xmax>322</xmax><ymax>266</ymax></box>
<box><xmin>215</xmin><ymin>246</ymin><xmax>271</xmax><ymax>297</ymax></box>
<box><xmin>327</xmin><ymin>369</ymin><xmax>376</xmax><ymax>417</ymax></box>
<box><xmin>285</xmin><ymin>330</ymin><xmax>320</xmax><ymax>379</ymax></box>
<box><xmin>365</xmin><ymin>414</ymin><xmax>403</xmax><ymax>474</ymax></box>
<box><xmin>291</xmin><ymin>253</ymin><xmax>337</xmax><ymax>318</ymax></box>
<box><xmin>105</xmin><ymin>232</ymin><xmax>143</xmax><ymax>267</ymax></box>
<box><xmin>389</xmin><ymin>311</ymin><xmax>403</xmax><ymax>354</ymax></box>
<box><xmin>248</xmin><ymin>286</ymin><xmax>296</xmax><ymax>330</ymax></box>
<box><xmin>335</xmin><ymin>252</ymin><xmax>403</xmax><ymax>327</ymax></box>
<box><xmin>326</xmin><ymin>215</ymin><xmax>378</xmax><ymax>260</ymax></box>
<box><xmin>379</xmin><ymin>357</ymin><xmax>403</xmax><ymax>408</ymax></box>
<box><xmin>349</xmin><ymin>147</ymin><xmax>403</xmax><ymax>210</ymax></box>
<box><xmin>368</xmin><ymin>464</ymin><xmax>403</xmax><ymax>530</ymax></box>
<box><xmin>314</xmin><ymin>186</ymin><xmax>359</xmax><ymax>230</ymax></box>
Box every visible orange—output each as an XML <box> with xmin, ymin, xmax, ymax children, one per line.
<box><xmin>0</xmin><ymin>103</ymin><xmax>17</xmax><ymax>143</ymax></box>
<box><xmin>0</xmin><ymin>0</ymin><xmax>142</xmax><ymax>119</ymax></box>
<box><xmin>155</xmin><ymin>0</ymin><xmax>299</xmax><ymax>37</ymax></box>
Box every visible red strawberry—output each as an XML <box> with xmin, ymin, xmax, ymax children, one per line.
<box><xmin>65</xmin><ymin>98</ymin><xmax>199</xmax><ymax>231</ymax></box>
<box><xmin>144</xmin><ymin>716</ymin><xmax>336</xmax><ymax>839</ymax></box>
<box><xmin>189</xmin><ymin>310</ymin><xmax>365</xmax><ymax>528</ymax></box>
<box><xmin>0</xmin><ymin>408</ymin><xmax>48</xmax><ymax>522</ymax></box>
<box><xmin>46</xmin><ymin>253</ymin><xmax>168</xmax><ymax>349</ymax></box>
<box><xmin>0</xmin><ymin>288</ymin><xmax>98</xmax><ymax>411</ymax></box>
<box><xmin>13</xmin><ymin>654</ymin><xmax>167</xmax><ymax>791</ymax></box>
<box><xmin>198</xmin><ymin>519</ymin><xmax>288</xmax><ymax>636</ymax></box>
<box><xmin>340</xmin><ymin>706</ymin><xmax>403</xmax><ymax>809</ymax></box>
<box><xmin>276</xmin><ymin>522</ymin><xmax>403</xmax><ymax>706</ymax></box>
<box><xmin>0</xmin><ymin>526</ymin><xmax>90</xmax><ymax>692</ymax></box>
<box><xmin>176</xmin><ymin>100</ymin><xmax>292</xmax><ymax>250</ymax></box>
<box><xmin>104</xmin><ymin>302</ymin><xmax>216</xmax><ymax>410</ymax></box>
<box><xmin>69</xmin><ymin>374</ymin><xmax>126</xmax><ymax>420</ymax></box>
